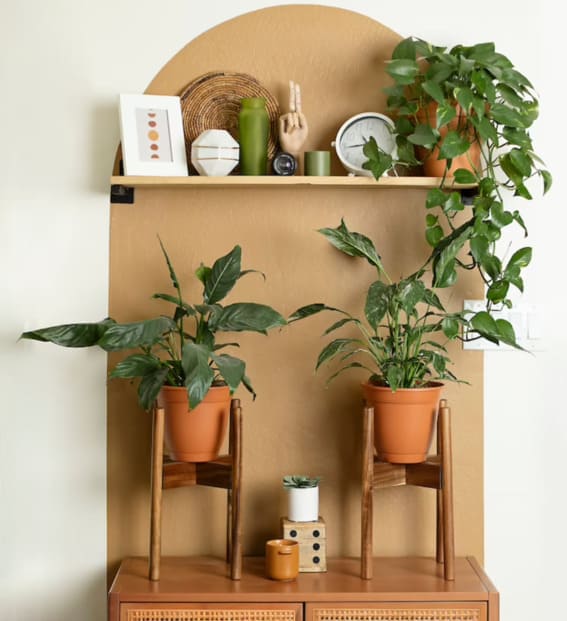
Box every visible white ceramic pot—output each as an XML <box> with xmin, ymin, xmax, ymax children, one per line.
<box><xmin>287</xmin><ymin>486</ymin><xmax>319</xmax><ymax>522</ymax></box>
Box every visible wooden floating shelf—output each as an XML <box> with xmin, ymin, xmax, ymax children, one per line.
<box><xmin>110</xmin><ymin>175</ymin><xmax>476</xmax><ymax>190</ymax></box>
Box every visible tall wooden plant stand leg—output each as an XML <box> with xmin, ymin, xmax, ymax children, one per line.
<box><xmin>149</xmin><ymin>399</ymin><xmax>243</xmax><ymax>581</ymax></box>
<box><xmin>361</xmin><ymin>399</ymin><xmax>454</xmax><ymax>581</ymax></box>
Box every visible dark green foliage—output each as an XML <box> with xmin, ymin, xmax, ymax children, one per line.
<box><xmin>21</xmin><ymin>242</ymin><xmax>287</xmax><ymax>411</ymax></box>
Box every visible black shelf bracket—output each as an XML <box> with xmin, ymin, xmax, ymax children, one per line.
<box><xmin>110</xmin><ymin>184</ymin><xmax>134</xmax><ymax>204</ymax></box>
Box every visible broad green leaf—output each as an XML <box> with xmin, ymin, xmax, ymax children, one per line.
<box><xmin>500</xmin><ymin>68</ymin><xmax>533</xmax><ymax>90</ymax></box>
<box><xmin>432</xmin><ymin>222</ymin><xmax>473</xmax><ymax>287</ymax></box>
<box><xmin>490</xmin><ymin>202</ymin><xmax>514</xmax><ymax>228</ymax></box>
<box><xmin>20</xmin><ymin>318</ymin><xmax>116</xmax><ymax>348</ymax></box>
<box><xmin>489</xmin><ymin>104</ymin><xmax>527</xmax><ymax>128</ymax></box>
<box><xmin>514</xmin><ymin>183</ymin><xmax>533</xmax><ymax>200</ymax></box>
<box><xmin>497</xmin><ymin>83</ymin><xmax>523</xmax><ymax>108</ymax></box>
<box><xmin>426</xmin><ymin>188</ymin><xmax>447</xmax><ymax>209</ymax></box>
<box><xmin>210</xmin><ymin>353</ymin><xmax>245</xmax><ymax>393</ymax></box>
<box><xmin>181</xmin><ymin>342</ymin><xmax>214</xmax><ymax>409</ymax></box>
<box><xmin>392</xmin><ymin>37</ymin><xmax>416</xmax><ymax>60</ymax></box>
<box><xmin>481</xmin><ymin>255</ymin><xmax>502</xmax><ymax>280</ymax></box>
<box><xmin>316</xmin><ymin>338</ymin><xmax>359</xmax><ymax>370</ymax></box>
<box><xmin>204</xmin><ymin>245</ymin><xmax>242</xmax><ymax>304</ymax></box>
<box><xmin>426</xmin><ymin>225</ymin><xmax>444</xmax><ymax>247</ymax></box>
<box><xmin>509</xmin><ymin>149</ymin><xmax>532</xmax><ymax>177</ymax></box>
<box><xmin>138</xmin><ymin>367</ymin><xmax>170</xmax><ymax>411</ymax></box>
<box><xmin>408</xmin><ymin>123</ymin><xmax>438</xmax><ymax>147</ymax></box>
<box><xmin>438</xmin><ymin>131</ymin><xmax>471</xmax><ymax>159</ymax></box>
<box><xmin>506</xmin><ymin>247</ymin><xmax>532</xmax><ymax>270</ymax></box>
<box><xmin>455</xmin><ymin>86</ymin><xmax>474</xmax><ymax>112</ymax></box>
<box><xmin>473</xmin><ymin>116</ymin><xmax>498</xmax><ymax>143</ymax></box>
<box><xmin>422</xmin><ymin>80</ymin><xmax>445</xmax><ymax>104</ymax></box>
<box><xmin>444</xmin><ymin>191</ymin><xmax>464</xmax><ymax>213</ymax></box>
<box><xmin>495</xmin><ymin>318</ymin><xmax>519</xmax><ymax>348</ymax></box>
<box><xmin>288</xmin><ymin>303</ymin><xmax>337</xmax><ymax>323</ymax></box>
<box><xmin>426</xmin><ymin>214</ymin><xmax>438</xmax><ymax>227</ymax></box>
<box><xmin>209</xmin><ymin>303</ymin><xmax>286</xmax><ymax>334</ymax></box>
<box><xmin>471</xmin><ymin>69</ymin><xmax>496</xmax><ymax>102</ymax></box>
<box><xmin>98</xmin><ymin>317</ymin><xmax>176</xmax><ymax>352</ymax></box>
<box><xmin>436</xmin><ymin>103</ymin><xmax>457</xmax><ymax>128</ymax></box>
<box><xmin>195</xmin><ymin>264</ymin><xmax>211</xmax><ymax>284</ymax></box>
<box><xmin>423</xmin><ymin>289</ymin><xmax>445</xmax><ymax>311</ymax></box>
<box><xmin>541</xmin><ymin>170</ymin><xmax>553</xmax><ymax>194</ymax></box>
<box><xmin>441</xmin><ymin>317</ymin><xmax>460</xmax><ymax>339</ymax></box>
<box><xmin>365</xmin><ymin>281</ymin><xmax>389</xmax><ymax>330</ymax></box>
<box><xmin>386</xmin><ymin>365</ymin><xmax>403</xmax><ymax>391</ymax></box>
<box><xmin>502</xmin><ymin>127</ymin><xmax>532</xmax><ymax>149</ymax></box>
<box><xmin>241</xmin><ymin>374</ymin><xmax>256</xmax><ymax>400</ymax></box>
<box><xmin>470</xmin><ymin>311</ymin><xmax>500</xmax><ymax>344</ymax></box>
<box><xmin>470</xmin><ymin>236</ymin><xmax>489</xmax><ymax>263</ymax></box>
<box><xmin>500</xmin><ymin>153</ymin><xmax>522</xmax><ymax>185</ymax></box>
<box><xmin>398</xmin><ymin>279</ymin><xmax>426</xmax><ymax>314</ymax></box>
<box><xmin>386</xmin><ymin>58</ymin><xmax>419</xmax><ymax>85</ymax></box>
<box><xmin>453</xmin><ymin>168</ymin><xmax>477</xmax><ymax>184</ymax></box>
<box><xmin>487</xmin><ymin>280</ymin><xmax>510</xmax><ymax>304</ymax></box>
<box><xmin>362</xmin><ymin>137</ymin><xmax>393</xmax><ymax>179</ymax></box>
<box><xmin>318</xmin><ymin>219</ymin><xmax>384</xmax><ymax>271</ymax></box>
<box><xmin>110</xmin><ymin>354</ymin><xmax>162</xmax><ymax>379</ymax></box>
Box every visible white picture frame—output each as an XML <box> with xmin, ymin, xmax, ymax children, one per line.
<box><xmin>119</xmin><ymin>94</ymin><xmax>188</xmax><ymax>176</ymax></box>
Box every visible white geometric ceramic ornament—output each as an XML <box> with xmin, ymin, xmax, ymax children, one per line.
<box><xmin>191</xmin><ymin>129</ymin><xmax>240</xmax><ymax>176</ymax></box>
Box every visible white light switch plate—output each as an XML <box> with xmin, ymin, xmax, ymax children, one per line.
<box><xmin>463</xmin><ymin>300</ymin><xmax>545</xmax><ymax>351</ymax></box>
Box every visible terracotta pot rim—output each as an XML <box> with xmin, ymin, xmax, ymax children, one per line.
<box><xmin>160</xmin><ymin>384</ymin><xmax>229</xmax><ymax>392</ymax></box>
<box><xmin>362</xmin><ymin>380</ymin><xmax>444</xmax><ymax>393</ymax></box>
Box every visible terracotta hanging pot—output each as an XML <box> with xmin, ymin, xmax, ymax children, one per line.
<box><xmin>416</xmin><ymin>103</ymin><xmax>481</xmax><ymax>178</ymax></box>
<box><xmin>157</xmin><ymin>385</ymin><xmax>231</xmax><ymax>462</ymax></box>
<box><xmin>362</xmin><ymin>381</ymin><xmax>443</xmax><ymax>464</ymax></box>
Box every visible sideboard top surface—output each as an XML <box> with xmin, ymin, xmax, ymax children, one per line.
<box><xmin>109</xmin><ymin>556</ymin><xmax>495</xmax><ymax>603</ymax></box>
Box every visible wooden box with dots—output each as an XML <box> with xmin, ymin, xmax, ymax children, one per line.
<box><xmin>281</xmin><ymin>517</ymin><xmax>327</xmax><ymax>572</ymax></box>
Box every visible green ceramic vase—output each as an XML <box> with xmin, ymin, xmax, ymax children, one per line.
<box><xmin>238</xmin><ymin>97</ymin><xmax>269</xmax><ymax>175</ymax></box>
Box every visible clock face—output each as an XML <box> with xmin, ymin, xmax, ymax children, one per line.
<box><xmin>336</xmin><ymin>113</ymin><xmax>396</xmax><ymax>174</ymax></box>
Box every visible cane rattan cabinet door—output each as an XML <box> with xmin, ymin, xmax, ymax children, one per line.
<box><xmin>120</xmin><ymin>602</ymin><xmax>302</xmax><ymax>621</ymax></box>
<box><xmin>307</xmin><ymin>603</ymin><xmax>487</xmax><ymax>621</ymax></box>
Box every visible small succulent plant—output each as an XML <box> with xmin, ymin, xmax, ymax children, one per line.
<box><xmin>282</xmin><ymin>475</ymin><xmax>321</xmax><ymax>488</ymax></box>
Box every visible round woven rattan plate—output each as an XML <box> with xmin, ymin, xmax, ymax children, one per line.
<box><xmin>179</xmin><ymin>71</ymin><xmax>280</xmax><ymax>173</ymax></box>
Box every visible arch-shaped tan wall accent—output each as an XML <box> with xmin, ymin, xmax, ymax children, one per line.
<box><xmin>108</xmin><ymin>4</ymin><xmax>483</xmax><ymax>580</ymax></box>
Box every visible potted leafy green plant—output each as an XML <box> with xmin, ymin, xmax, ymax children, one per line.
<box><xmin>292</xmin><ymin>219</ymin><xmax>470</xmax><ymax>463</ymax></box>
<box><xmin>365</xmin><ymin>35</ymin><xmax>551</xmax><ymax>348</ymax></box>
<box><xmin>21</xmin><ymin>240</ymin><xmax>286</xmax><ymax>462</ymax></box>
<box><xmin>283</xmin><ymin>475</ymin><xmax>321</xmax><ymax>522</ymax></box>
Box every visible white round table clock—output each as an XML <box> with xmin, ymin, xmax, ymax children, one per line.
<box><xmin>332</xmin><ymin>112</ymin><xmax>396</xmax><ymax>177</ymax></box>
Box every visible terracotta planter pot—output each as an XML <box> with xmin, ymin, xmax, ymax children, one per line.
<box><xmin>416</xmin><ymin>103</ymin><xmax>481</xmax><ymax>177</ymax></box>
<box><xmin>362</xmin><ymin>381</ymin><xmax>443</xmax><ymax>464</ymax></box>
<box><xmin>157</xmin><ymin>385</ymin><xmax>230</xmax><ymax>462</ymax></box>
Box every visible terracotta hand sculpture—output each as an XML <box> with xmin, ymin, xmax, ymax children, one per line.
<box><xmin>278</xmin><ymin>81</ymin><xmax>308</xmax><ymax>172</ymax></box>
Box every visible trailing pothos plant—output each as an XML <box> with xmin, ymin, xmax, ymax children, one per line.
<box><xmin>292</xmin><ymin>220</ymin><xmax>472</xmax><ymax>390</ymax></box>
<box><xmin>20</xmin><ymin>240</ymin><xmax>287</xmax><ymax>410</ymax></box>
<box><xmin>364</xmin><ymin>36</ymin><xmax>552</xmax><ymax>346</ymax></box>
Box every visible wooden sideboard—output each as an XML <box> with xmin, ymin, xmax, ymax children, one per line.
<box><xmin>109</xmin><ymin>556</ymin><xmax>498</xmax><ymax>621</ymax></box>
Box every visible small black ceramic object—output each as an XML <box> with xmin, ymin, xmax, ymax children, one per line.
<box><xmin>272</xmin><ymin>151</ymin><xmax>297</xmax><ymax>176</ymax></box>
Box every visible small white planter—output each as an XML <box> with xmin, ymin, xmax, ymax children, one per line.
<box><xmin>287</xmin><ymin>486</ymin><xmax>319</xmax><ymax>522</ymax></box>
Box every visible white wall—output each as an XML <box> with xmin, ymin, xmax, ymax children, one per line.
<box><xmin>0</xmin><ymin>1</ymin><xmax>562</xmax><ymax>620</ymax></box>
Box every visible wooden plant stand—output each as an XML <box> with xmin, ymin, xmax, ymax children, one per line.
<box><xmin>149</xmin><ymin>399</ymin><xmax>243</xmax><ymax>581</ymax></box>
<box><xmin>361</xmin><ymin>399</ymin><xmax>455</xmax><ymax>581</ymax></box>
